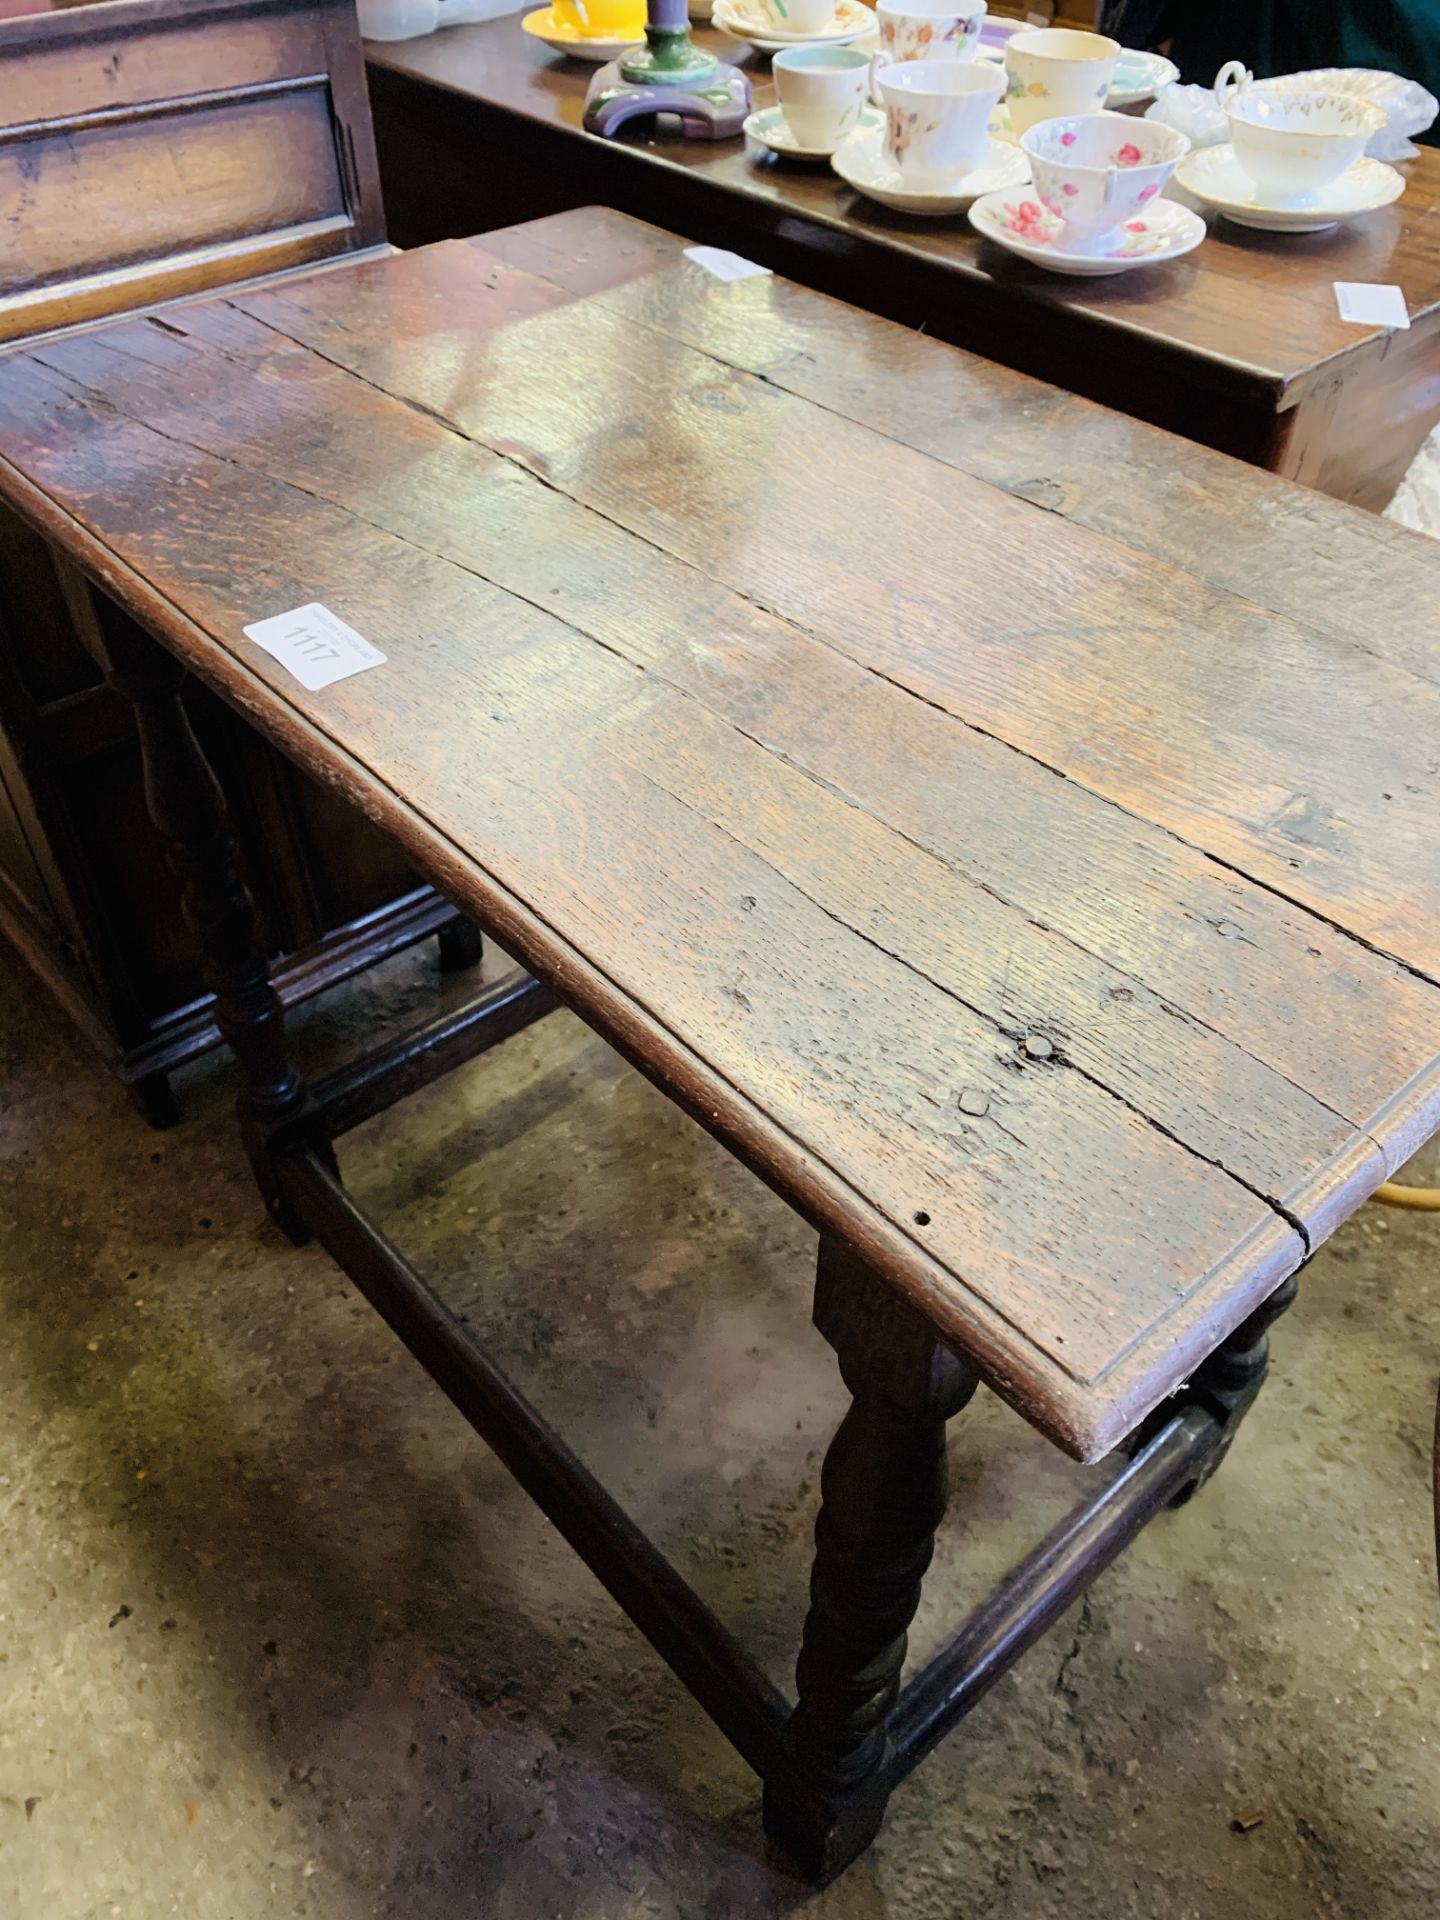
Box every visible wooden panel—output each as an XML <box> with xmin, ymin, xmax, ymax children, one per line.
<box><xmin>0</xmin><ymin>87</ymin><xmax>345</xmax><ymax>303</ymax></box>
<box><xmin>0</xmin><ymin>0</ymin><xmax>385</xmax><ymax>346</ymax></box>
<box><xmin>2</xmin><ymin>229</ymin><xmax>1439</xmax><ymax>1460</ymax></box>
<box><xmin>2</xmin><ymin>0</ymin><xmax>330</xmax><ymax>119</ymax></box>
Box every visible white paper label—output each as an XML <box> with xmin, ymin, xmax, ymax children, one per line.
<box><xmin>683</xmin><ymin>246</ymin><xmax>773</xmax><ymax>284</ymax></box>
<box><xmin>1333</xmin><ymin>281</ymin><xmax>1410</xmax><ymax>330</ymax></box>
<box><xmin>242</xmin><ymin>602</ymin><xmax>387</xmax><ymax>691</ymax></box>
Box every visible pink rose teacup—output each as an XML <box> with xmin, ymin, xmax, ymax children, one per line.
<box><xmin>1019</xmin><ymin>110</ymin><xmax>1189</xmax><ymax>245</ymax></box>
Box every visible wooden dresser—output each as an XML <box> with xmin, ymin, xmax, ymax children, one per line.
<box><xmin>0</xmin><ymin>0</ymin><xmax>478</xmax><ymax>1123</ymax></box>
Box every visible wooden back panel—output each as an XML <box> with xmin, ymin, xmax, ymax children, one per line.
<box><xmin>0</xmin><ymin>0</ymin><xmax>387</xmax><ymax>345</ymax></box>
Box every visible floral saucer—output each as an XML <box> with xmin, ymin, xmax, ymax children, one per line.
<box><xmin>1107</xmin><ymin>48</ymin><xmax>1178</xmax><ymax>108</ymax></box>
<box><xmin>831</xmin><ymin>130</ymin><xmax>1030</xmax><ymax>214</ymax></box>
<box><xmin>745</xmin><ymin>102</ymin><xmax>883</xmax><ymax>160</ymax></box>
<box><xmin>712</xmin><ymin>0</ymin><xmax>873</xmax><ymax>49</ymax></box>
<box><xmin>968</xmin><ymin>190</ymin><xmax>1205</xmax><ymax>274</ymax></box>
<box><xmin>1173</xmin><ymin>144</ymin><xmax>1404</xmax><ymax>233</ymax></box>
<box><xmin>520</xmin><ymin>7</ymin><xmax>642</xmax><ymax>60</ymax></box>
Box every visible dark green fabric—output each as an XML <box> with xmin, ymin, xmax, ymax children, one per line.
<box><xmin>1164</xmin><ymin>1</ymin><xmax>1440</xmax><ymax>142</ymax></box>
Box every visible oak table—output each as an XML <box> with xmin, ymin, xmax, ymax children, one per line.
<box><xmin>6</xmin><ymin>208</ymin><xmax>1440</xmax><ymax>1880</ymax></box>
<box><xmin>366</xmin><ymin>18</ymin><xmax>1440</xmax><ymax>511</ymax></box>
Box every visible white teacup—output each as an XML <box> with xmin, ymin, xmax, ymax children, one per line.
<box><xmin>1021</xmin><ymin>110</ymin><xmax>1188</xmax><ymax>243</ymax></box>
<box><xmin>877</xmin><ymin>57</ymin><xmax>1005</xmax><ymax>187</ymax></box>
<box><xmin>1214</xmin><ymin>62</ymin><xmax>1386</xmax><ymax>202</ymax></box>
<box><xmin>1004</xmin><ymin>26</ymin><xmax>1118</xmax><ymax>136</ymax></box>
<box><xmin>773</xmin><ymin>45</ymin><xmax>870</xmax><ymax>149</ymax></box>
<box><xmin>872</xmin><ymin>0</ymin><xmax>985</xmax><ymax>85</ymax></box>
<box><xmin>757</xmin><ymin>0</ymin><xmax>835</xmax><ymax>34</ymax></box>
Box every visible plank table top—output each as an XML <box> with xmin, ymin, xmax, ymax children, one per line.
<box><xmin>365</xmin><ymin>21</ymin><xmax>1440</xmax><ymax>510</ymax></box>
<box><xmin>4</xmin><ymin>209</ymin><xmax>1440</xmax><ymax>1461</ymax></box>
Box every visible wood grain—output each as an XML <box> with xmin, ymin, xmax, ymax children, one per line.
<box><xmin>2</xmin><ymin>222</ymin><xmax>1438</xmax><ymax>1458</ymax></box>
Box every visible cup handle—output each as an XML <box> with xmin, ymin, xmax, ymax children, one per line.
<box><xmin>869</xmin><ymin>45</ymin><xmax>889</xmax><ymax>103</ymax></box>
<box><xmin>1213</xmin><ymin>60</ymin><xmax>1250</xmax><ymax>108</ymax></box>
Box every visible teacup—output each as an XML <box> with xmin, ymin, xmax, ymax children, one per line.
<box><xmin>1021</xmin><ymin>110</ymin><xmax>1188</xmax><ymax>244</ymax></box>
<box><xmin>554</xmin><ymin>0</ymin><xmax>645</xmax><ymax>31</ymax></box>
<box><xmin>877</xmin><ymin>57</ymin><xmax>1005</xmax><ymax>187</ymax></box>
<box><xmin>1214</xmin><ymin>62</ymin><xmax>1386</xmax><ymax>202</ymax></box>
<box><xmin>757</xmin><ymin>0</ymin><xmax>836</xmax><ymax>34</ymax></box>
<box><xmin>1004</xmin><ymin>27</ymin><xmax>1118</xmax><ymax>136</ymax></box>
<box><xmin>872</xmin><ymin>0</ymin><xmax>985</xmax><ymax>83</ymax></box>
<box><xmin>774</xmin><ymin>45</ymin><xmax>870</xmax><ymax>149</ymax></box>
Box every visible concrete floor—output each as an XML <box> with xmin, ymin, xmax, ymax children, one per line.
<box><xmin>1</xmin><ymin>932</ymin><xmax>1438</xmax><ymax>1920</ymax></box>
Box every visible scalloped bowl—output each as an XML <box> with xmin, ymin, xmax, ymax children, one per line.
<box><xmin>1019</xmin><ymin>110</ymin><xmax>1188</xmax><ymax>242</ymax></box>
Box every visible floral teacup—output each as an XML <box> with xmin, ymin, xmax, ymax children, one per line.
<box><xmin>1215</xmin><ymin>62</ymin><xmax>1386</xmax><ymax>202</ymax></box>
<box><xmin>872</xmin><ymin>0</ymin><xmax>984</xmax><ymax>85</ymax></box>
<box><xmin>1004</xmin><ymin>26</ymin><xmax>1118</xmax><ymax>136</ymax></box>
<box><xmin>1020</xmin><ymin>110</ymin><xmax>1188</xmax><ymax>244</ymax></box>
<box><xmin>877</xmin><ymin>56</ymin><xmax>1004</xmax><ymax>186</ymax></box>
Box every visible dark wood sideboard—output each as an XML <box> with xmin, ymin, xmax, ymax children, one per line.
<box><xmin>0</xmin><ymin>0</ymin><xmax>479</xmax><ymax>1124</ymax></box>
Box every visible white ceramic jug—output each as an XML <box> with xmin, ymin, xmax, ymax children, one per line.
<box><xmin>358</xmin><ymin>0</ymin><xmax>513</xmax><ymax>41</ymax></box>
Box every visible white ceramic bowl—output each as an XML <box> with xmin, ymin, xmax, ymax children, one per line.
<box><xmin>1020</xmin><ymin>110</ymin><xmax>1188</xmax><ymax>242</ymax></box>
<box><xmin>1223</xmin><ymin>84</ymin><xmax>1386</xmax><ymax>200</ymax></box>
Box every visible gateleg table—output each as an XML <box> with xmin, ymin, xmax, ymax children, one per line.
<box><xmin>4</xmin><ymin>209</ymin><xmax>1440</xmax><ymax>1879</ymax></box>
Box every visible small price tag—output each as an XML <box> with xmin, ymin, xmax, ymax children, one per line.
<box><xmin>242</xmin><ymin>602</ymin><xmax>387</xmax><ymax>691</ymax></box>
<box><xmin>1333</xmin><ymin>281</ymin><xmax>1410</xmax><ymax>330</ymax></box>
<box><xmin>683</xmin><ymin>246</ymin><xmax>772</xmax><ymax>284</ymax></box>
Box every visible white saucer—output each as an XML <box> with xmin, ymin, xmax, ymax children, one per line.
<box><xmin>1174</xmin><ymin>144</ymin><xmax>1405</xmax><ymax>232</ymax></box>
<box><xmin>969</xmin><ymin>190</ymin><xmax>1205</xmax><ymax>274</ymax></box>
<box><xmin>831</xmin><ymin>130</ymin><xmax>1030</xmax><ymax>215</ymax></box>
<box><xmin>1107</xmin><ymin>47</ymin><xmax>1177</xmax><ymax>108</ymax></box>
<box><xmin>520</xmin><ymin>6</ymin><xmax>641</xmax><ymax>59</ymax></box>
<box><xmin>745</xmin><ymin>102</ymin><xmax>882</xmax><ymax>160</ymax></box>
<box><xmin>713</xmin><ymin>0</ymin><xmax>873</xmax><ymax>49</ymax></box>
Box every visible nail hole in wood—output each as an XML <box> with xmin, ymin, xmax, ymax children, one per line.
<box><xmin>913</xmin><ymin>1210</ymin><xmax>931</xmax><ymax>1227</ymax></box>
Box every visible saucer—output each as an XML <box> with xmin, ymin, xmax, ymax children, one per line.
<box><xmin>1108</xmin><ymin>47</ymin><xmax>1178</xmax><ymax>108</ymax></box>
<box><xmin>1174</xmin><ymin>144</ymin><xmax>1404</xmax><ymax>232</ymax></box>
<box><xmin>745</xmin><ymin>102</ymin><xmax>882</xmax><ymax>160</ymax></box>
<box><xmin>520</xmin><ymin>7</ymin><xmax>643</xmax><ymax>59</ymax></box>
<box><xmin>969</xmin><ymin>190</ymin><xmax>1205</xmax><ymax>273</ymax></box>
<box><xmin>831</xmin><ymin>130</ymin><xmax>1030</xmax><ymax>215</ymax></box>
<box><xmin>712</xmin><ymin>0</ymin><xmax>873</xmax><ymax>49</ymax></box>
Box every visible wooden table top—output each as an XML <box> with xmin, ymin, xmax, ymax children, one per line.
<box><xmin>367</xmin><ymin>18</ymin><xmax>1440</xmax><ymax>416</ymax></box>
<box><xmin>5</xmin><ymin>209</ymin><xmax>1440</xmax><ymax>1462</ymax></box>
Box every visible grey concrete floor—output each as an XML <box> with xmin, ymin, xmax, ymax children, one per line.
<box><xmin>1</xmin><ymin>931</ymin><xmax>1438</xmax><ymax>1920</ymax></box>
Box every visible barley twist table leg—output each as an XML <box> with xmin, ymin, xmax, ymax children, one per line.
<box><xmin>764</xmin><ymin>1239</ymin><xmax>978</xmax><ymax>1882</ymax></box>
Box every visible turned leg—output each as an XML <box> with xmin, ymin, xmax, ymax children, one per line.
<box><xmin>1164</xmin><ymin>1268</ymin><xmax>1301</xmax><ymax>1505</ymax></box>
<box><xmin>102</xmin><ymin>629</ymin><xmax>320</xmax><ymax>1237</ymax></box>
<box><xmin>125</xmin><ymin>1069</ymin><xmax>181</xmax><ymax>1130</ymax></box>
<box><xmin>764</xmin><ymin>1239</ymin><xmax>979</xmax><ymax>1882</ymax></box>
<box><xmin>436</xmin><ymin>914</ymin><xmax>484</xmax><ymax>974</ymax></box>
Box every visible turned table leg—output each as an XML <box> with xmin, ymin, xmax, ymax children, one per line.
<box><xmin>436</xmin><ymin>915</ymin><xmax>484</xmax><ymax>973</ymax></box>
<box><xmin>1160</xmin><ymin>1269</ymin><xmax>1302</xmax><ymax>1505</ymax></box>
<box><xmin>101</xmin><ymin>628</ymin><xmax>320</xmax><ymax>1238</ymax></box>
<box><xmin>764</xmin><ymin>1239</ymin><xmax>979</xmax><ymax>1882</ymax></box>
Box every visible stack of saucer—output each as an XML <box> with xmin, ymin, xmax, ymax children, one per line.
<box><xmin>713</xmin><ymin>0</ymin><xmax>874</xmax><ymax>55</ymax></box>
<box><xmin>522</xmin><ymin>0</ymin><xmax>645</xmax><ymax>61</ymax></box>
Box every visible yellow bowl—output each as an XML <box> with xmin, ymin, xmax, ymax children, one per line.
<box><xmin>552</xmin><ymin>0</ymin><xmax>647</xmax><ymax>33</ymax></box>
